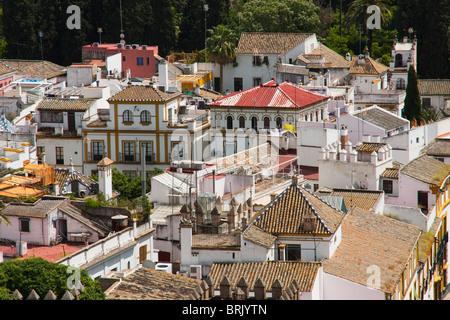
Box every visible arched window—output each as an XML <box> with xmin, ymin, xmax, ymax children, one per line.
<box><xmin>275</xmin><ymin>117</ymin><xmax>283</xmax><ymax>129</ymax></box>
<box><xmin>140</xmin><ymin>110</ymin><xmax>151</xmax><ymax>123</ymax></box>
<box><xmin>251</xmin><ymin>116</ymin><xmax>258</xmax><ymax>130</ymax></box>
<box><xmin>226</xmin><ymin>115</ymin><xmax>233</xmax><ymax>129</ymax></box>
<box><xmin>395</xmin><ymin>53</ymin><xmax>403</xmax><ymax>68</ymax></box>
<box><xmin>239</xmin><ymin>116</ymin><xmax>245</xmax><ymax>129</ymax></box>
<box><xmin>123</xmin><ymin>110</ymin><xmax>133</xmax><ymax>122</ymax></box>
<box><xmin>263</xmin><ymin>117</ymin><xmax>270</xmax><ymax>129</ymax></box>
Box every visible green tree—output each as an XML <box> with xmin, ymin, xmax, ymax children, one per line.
<box><xmin>0</xmin><ymin>258</ymin><xmax>105</xmax><ymax>300</ymax></box>
<box><xmin>111</xmin><ymin>167</ymin><xmax>151</xmax><ymax>200</ymax></box>
<box><xmin>345</xmin><ymin>0</ymin><xmax>393</xmax><ymax>56</ymax></box>
<box><xmin>236</xmin><ymin>0</ymin><xmax>320</xmax><ymax>34</ymax></box>
<box><xmin>403</xmin><ymin>66</ymin><xmax>422</xmax><ymax>123</ymax></box>
<box><xmin>207</xmin><ymin>24</ymin><xmax>238</xmax><ymax>94</ymax></box>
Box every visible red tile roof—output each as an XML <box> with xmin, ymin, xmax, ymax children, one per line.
<box><xmin>209</xmin><ymin>80</ymin><xmax>328</xmax><ymax>109</ymax></box>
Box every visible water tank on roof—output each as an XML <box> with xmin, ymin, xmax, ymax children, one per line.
<box><xmin>111</xmin><ymin>215</ymin><xmax>129</xmax><ymax>231</ymax></box>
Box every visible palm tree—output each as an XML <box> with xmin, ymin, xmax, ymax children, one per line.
<box><xmin>206</xmin><ymin>24</ymin><xmax>238</xmax><ymax>94</ymax></box>
<box><xmin>345</xmin><ymin>0</ymin><xmax>392</xmax><ymax>56</ymax></box>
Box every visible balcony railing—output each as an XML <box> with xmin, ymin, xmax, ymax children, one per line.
<box><xmin>118</xmin><ymin>153</ymin><xmax>156</xmax><ymax>164</ymax></box>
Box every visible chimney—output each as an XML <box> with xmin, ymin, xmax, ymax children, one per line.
<box><xmin>271</xmin><ymin>279</ymin><xmax>284</xmax><ymax>300</ymax></box>
<box><xmin>254</xmin><ymin>278</ymin><xmax>266</xmax><ymax>300</ymax></box>
<box><xmin>210</xmin><ymin>207</ymin><xmax>221</xmax><ymax>227</ymax></box>
<box><xmin>97</xmin><ymin>157</ymin><xmax>113</xmax><ymax>200</ymax></box>
<box><xmin>236</xmin><ymin>277</ymin><xmax>249</xmax><ymax>299</ymax></box>
<box><xmin>241</xmin><ymin>217</ymin><xmax>247</xmax><ymax>230</ymax></box>
<box><xmin>158</xmin><ymin>59</ymin><xmax>169</xmax><ymax>93</ymax></box>
<box><xmin>220</xmin><ymin>276</ymin><xmax>232</xmax><ymax>299</ymax></box>
<box><xmin>340</xmin><ymin>124</ymin><xmax>348</xmax><ymax>149</ymax></box>
<box><xmin>370</xmin><ymin>151</ymin><xmax>378</xmax><ymax>165</ymax></box>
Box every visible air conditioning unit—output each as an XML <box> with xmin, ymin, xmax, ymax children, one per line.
<box><xmin>189</xmin><ymin>265</ymin><xmax>202</xmax><ymax>280</ymax></box>
<box><xmin>132</xmin><ymin>44</ymin><xmax>139</xmax><ymax>49</ymax></box>
<box><xmin>155</xmin><ymin>262</ymin><xmax>172</xmax><ymax>274</ymax></box>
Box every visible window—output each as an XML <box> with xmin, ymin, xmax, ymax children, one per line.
<box><xmin>226</xmin><ymin>116</ymin><xmax>233</xmax><ymax>129</ymax></box>
<box><xmin>124</xmin><ymin>171</ymin><xmax>136</xmax><ymax>179</ymax></box>
<box><xmin>146</xmin><ymin>57</ymin><xmax>150</xmax><ymax>65</ymax></box>
<box><xmin>263</xmin><ymin>117</ymin><xmax>270</xmax><ymax>129</ymax></box>
<box><xmin>141</xmin><ymin>142</ymin><xmax>153</xmax><ymax>162</ymax></box>
<box><xmin>92</xmin><ymin>141</ymin><xmax>104</xmax><ymax>161</ymax></box>
<box><xmin>234</xmin><ymin>78</ymin><xmax>243</xmax><ymax>92</ymax></box>
<box><xmin>140</xmin><ymin>110</ymin><xmax>151</xmax><ymax>123</ymax></box>
<box><xmin>171</xmin><ymin>141</ymin><xmax>184</xmax><ymax>160</ymax></box>
<box><xmin>396</xmin><ymin>78</ymin><xmax>406</xmax><ymax>90</ymax></box>
<box><xmin>253</xmin><ymin>77</ymin><xmax>262</xmax><ymax>86</ymax></box>
<box><xmin>253</xmin><ymin>55</ymin><xmax>262</xmax><ymax>66</ymax></box>
<box><xmin>418</xmin><ymin>191</ymin><xmax>428</xmax><ymax>212</ymax></box>
<box><xmin>422</xmin><ymin>97</ymin><xmax>431</xmax><ymax>108</ymax></box>
<box><xmin>137</xmin><ymin>57</ymin><xmax>144</xmax><ymax>66</ymax></box>
<box><xmin>382</xmin><ymin>180</ymin><xmax>393</xmax><ymax>194</ymax></box>
<box><xmin>251</xmin><ymin>116</ymin><xmax>258</xmax><ymax>130</ymax></box>
<box><xmin>275</xmin><ymin>117</ymin><xmax>283</xmax><ymax>129</ymax></box>
<box><xmin>286</xmin><ymin>244</ymin><xmax>301</xmax><ymax>261</ymax></box>
<box><xmin>123</xmin><ymin>110</ymin><xmax>133</xmax><ymax>123</ymax></box>
<box><xmin>91</xmin><ymin>170</ymin><xmax>98</xmax><ymax>177</ymax></box>
<box><xmin>56</xmin><ymin>147</ymin><xmax>64</xmax><ymax>165</ymax></box>
<box><xmin>123</xmin><ymin>56</ymin><xmax>126</xmax><ymax>62</ymax></box>
<box><xmin>123</xmin><ymin>142</ymin><xmax>135</xmax><ymax>162</ymax></box>
<box><xmin>238</xmin><ymin>116</ymin><xmax>245</xmax><ymax>129</ymax></box>
<box><xmin>40</xmin><ymin>111</ymin><xmax>63</xmax><ymax>123</ymax></box>
<box><xmin>19</xmin><ymin>218</ymin><xmax>30</xmax><ymax>232</ymax></box>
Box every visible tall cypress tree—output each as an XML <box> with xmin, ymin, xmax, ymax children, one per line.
<box><xmin>403</xmin><ymin>66</ymin><xmax>422</xmax><ymax>123</ymax></box>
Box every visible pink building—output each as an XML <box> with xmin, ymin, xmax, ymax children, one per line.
<box><xmin>82</xmin><ymin>42</ymin><xmax>158</xmax><ymax>79</ymax></box>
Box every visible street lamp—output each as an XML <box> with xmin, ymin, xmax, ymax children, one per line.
<box><xmin>38</xmin><ymin>31</ymin><xmax>44</xmax><ymax>81</ymax></box>
<box><xmin>204</xmin><ymin>4</ymin><xmax>209</xmax><ymax>62</ymax></box>
<box><xmin>97</xmin><ymin>27</ymin><xmax>103</xmax><ymax>44</ymax></box>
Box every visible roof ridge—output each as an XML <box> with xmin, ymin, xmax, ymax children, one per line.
<box><xmin>297</xmin><ymin>186</ymin><xmax>333</xmax><ymax>234</ymax></box>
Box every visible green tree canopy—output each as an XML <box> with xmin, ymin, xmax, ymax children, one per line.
<box><xmin>235</xmin><ymin>0</ymin><xmax>320</xmax><ymax>34</ymax></box>
<box><xmin>207</xmin><ymin>24</ymin><xmax>238</xmax><ymax>94</ymax></box>
<box><xmin>0</xmin><ymin>258</ymin><xmax>105</xmax><ymax>300</ymax></box>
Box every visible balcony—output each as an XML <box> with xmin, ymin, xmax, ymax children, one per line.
<box><xmin>118</xmin><ymin>152</ymin><xmax>156</xmax><ymax>164</ymax></box>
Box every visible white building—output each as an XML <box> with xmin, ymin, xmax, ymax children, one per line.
<box><xmin>220</xmin><ymin>32</ymin><xmax>319</xmax><ymax>93</ymax></box>
<box><xmin>318</xmin><ymin>132</ymin><xmax>394</xmax><ymax>191</ymax></box>
<box><xmin>388</xmin><ymin>35</ymin><xmax>417</xmax><ymax>90</ymax></box>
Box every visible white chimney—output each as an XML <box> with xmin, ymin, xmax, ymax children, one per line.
<box><xmin>159</xmin><ymin>59</ymin><xmax>169</xmax><ymax>93</ymax></box>
<box><xmin>97</xmin><ymin>157</ymin><xmax>113</xmax><ymax>200</ymax></box>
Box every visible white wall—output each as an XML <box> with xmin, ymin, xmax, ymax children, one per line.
<box><xmin>383</xmin><ymin>204</ymin><xmax>433</xmax><ymax>232</ymax></box>
<box><xmin>323</xmin><ymin>272</ymin><xmax>386</xmax><ymax>299</ymax></box>
<box><xmin>387</xmin><ymin>173</ymin><xmax>435</xmax><ymax>211</ymax></box>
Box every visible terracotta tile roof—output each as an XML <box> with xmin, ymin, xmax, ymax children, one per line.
<box><xmin>0</xmin><ymin>61</ymin><xmax>16</xmax><ymax>76</ymax></box>
<box><xmin>1</xmin><ymin>59</ymin><xmax>67</xmax><ymax>79</ymax></box>
<box><xmin>418</xmin><ymin>79</ymin><xmax>450</xmax><ymax>95</ymax></box>
<box><xmin>209</xmin><ymin>80</ymin><xmax>328</xmax><ymax>109</ymax></box>
<box><xmin>37</xmin><ymin>98</ymin><xmax>95</xmax><ymax>111</ymax></box>
<box><xmin>250</xmin><ymin>183</ymin><xmax>346</xmax><ymax>236</ymax></box>
<box><xmin>356</xmin><ymin>142</ymin><xmax>388</xmax><ymax>153</ymax></box>
<box><xmin>323</xmin><ymin>207</ymin><xmax>421</xmax><ymax>294</ymax></box>
<box><xmin>236</xmin><ymin>32</ymin><xmax>314</xmax><ymax>55</ymax></box>
<box><xmin>242</xmin><ymin>224</ymin><xmax>277</xmax><ymax>248</ymax></box>
<box><xmin>298</xmin><ymin>44</ymin><xmax>351</xmax><ymax>69</ymax></box>
<box><xmin>320</xmin><ymin>189</ymin><xmax>384</xmax><ymax>212</ymax></box>
<box><xmin>421</xmin><ymin>138</ymin><xmax>450</xmax><ymax>157</ymax></box>
<box><xmin>353</xmin><ymin>106</ymin><xmax>409</xmax><ymax>131</ymax></box>
<box><xmin>349</xmin><ymin>55</ymin><xmax>388</xmax><ymax>75</ymax></box>
<box><xmin>54</xmin><ymin>169</ymin><xmax>98</xmax><ymax>192</ymax></box>
<box><xmin>2</xmin><ymin>197</ymin><xmax>66</xmax><ymax>218</ymax></box>
<box><xmin>107</xmin><ymin>267</ymin><xmax>202</xmax><ymax>300</ymax></box>
<box><xmin>96</xmin><ymin>157</ymin><xmax>114</xmax><ymax>167</ymax></box>
<box><xmin>400</xmin><ymin>154</ymin><xmax>450</xmax><ymax>186</ymax></box>
<box><xmin>381</xmin><ymin>168</ymin><xmax>399</xmax><ymax>179</ymax></box>
<box><xmin>107</xmin><ymin>85</ymin><xmax>181</xmax><ymax>102</ymax></box>
<box><xmin>209</xmin><ymin>261</ymin><xmax>321</xmax><ymax>292</ymax></box>
<box><xmin>192</xmin><ymin>234</ymin><xmax>240</xmax><ymax>250</ymax></box>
